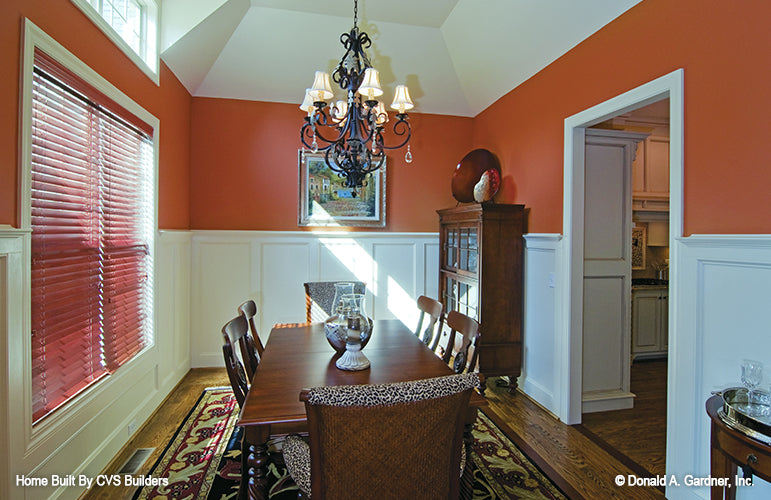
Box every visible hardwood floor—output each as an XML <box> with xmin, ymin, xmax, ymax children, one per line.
<box><xmin>484</xmin><ymin>379</ymin><xmax>664</xmax><ymax>499</ymax></box>
<box><xmin>577</xmin><ymin>359</ymin><xmax>668</xmax><ymax>478</ymax></box>
<box><xmin>81</xmin><ymin>368</ymin><xmax>665</xmax><ymax>500</ymax></box>
<box><xmin>79</xmin><ymin>368</ymin><xmax>229</xmax><ymax>500</ymax></box>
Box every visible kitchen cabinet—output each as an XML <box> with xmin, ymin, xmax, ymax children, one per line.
<box><xmin>437</xmin><ymin>204</ymin><xmax>524</xmax><ymax>390</ymax></box>
<box><xmin>632</xmin><ymin>135</ymin><xmax>669</xmax><ymax>212</ymax></box>
<box><xmin>631</xmin><ymin>287</ymin><xmax>668</xmax><ymax>358</ymax></box>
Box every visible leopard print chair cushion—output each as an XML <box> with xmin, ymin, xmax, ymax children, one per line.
<box><xmin>283</xmin><ymin>434</ymin><xmax>311</xmax><ymax>495</ymax></box>
<box><xmin>304</xmin><ymin>372</ymin><xmax>480</xmax><ymax>406</ymax></box>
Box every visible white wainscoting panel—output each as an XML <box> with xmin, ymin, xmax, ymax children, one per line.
<box><xmin>261</xmin><ymin>241</ymin><xmax>313</xmax><ymax>327</ymax></box>
<box><xmin>0</xmin><ymin>229</ymin><xmax>190</xmax><ymax>499</ymax></box>
<box><xmin>371</xmin><ymin>241</ymin><xmax>417</xmax><ymax>323</ymax></box>
<box><xmin>520</xmin><ymin>234</ymin><xmax>562</xmax><ymax>415</ymax></box>
<box><xmin>0</xmin><ymin>229</ymin><xmax>25</xmax><ymax>499</ymax></box>
<box><xmin>190</xmin><ymin>231</ymin><xmax>439</xmax><ymax>368</ymax></box>
<box><xmin>156</xmin><ymin>231</ymin><xmax>193</xmax><ymax>388</ymax></box>
<box><xmin>666</xmin><ymin>235</ymin><xmax>771</xmax><ymax>500</ymax></box>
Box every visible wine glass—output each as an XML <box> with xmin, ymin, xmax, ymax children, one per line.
<box><xmin>741</xmin><ymin>359</ymin><xmax>764</xmax><ymax>401</ymax></box>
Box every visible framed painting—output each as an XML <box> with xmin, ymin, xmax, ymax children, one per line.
<box><xmin>631</xmin><ymin>225</ymin><xmax>647</xmax><ymax>270</ymax></box>
<box><xmin>298</xmin><ymin>150</ymin><xmax>386</xmax><ymax>227</ymax></box>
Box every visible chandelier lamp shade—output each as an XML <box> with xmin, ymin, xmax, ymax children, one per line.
<box><xmin>300</xmin><ymin>0</ymin><xmax>414</xmax><ymax>193</ymax></box>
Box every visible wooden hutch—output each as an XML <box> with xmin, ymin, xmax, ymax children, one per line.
<box><xmin>437</xmin><ymin>203</ymin><xmax>525</xmax><ymax>390</ymax></box>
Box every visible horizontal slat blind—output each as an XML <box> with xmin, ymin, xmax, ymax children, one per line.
<box><xmin>30</xmin><ymin>49</ymin><xmax>154</xmax><ymax>423</ymax></box>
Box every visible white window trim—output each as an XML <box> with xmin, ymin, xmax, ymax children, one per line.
<box><xmin>17</xmin><ymin>17</ymin><xmax>160</xmax><ymax>445</ymax></box>
<box><xmin>70</xmin><ymin>0</ymin><xmax>160</xmax><ymax>85</ymax></box>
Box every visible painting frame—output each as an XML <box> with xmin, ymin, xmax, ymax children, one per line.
<box><xmin>298</xmin><ymin>150</ymin><xmax>386</xmax><ymax>227</ymax></box>
<box><xmin>631</xmin><ymin>225</ymin><xmax>647</xmax><ymax>270</ymax></box>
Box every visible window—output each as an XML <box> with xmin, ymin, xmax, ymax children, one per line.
<box><xmin>29</xmin><ymin>48</ymin><xmax>155</xmax><ymax>423</ymax></box>
<box><xmin>71</xmin><ymin>0</ymin><xmax>159</xmax><ymax>82</ymax></box>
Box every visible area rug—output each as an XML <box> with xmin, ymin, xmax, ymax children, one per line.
<box><xmin>134</xmin><ymin>387</ymin><xmax>567</xmax><ymax>499</ymax></box>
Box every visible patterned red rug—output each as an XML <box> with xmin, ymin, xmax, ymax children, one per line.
<box><xmin>134</xmin><ymin>387</ymin><xmax>566</xmax><ymax>499</ymax></box>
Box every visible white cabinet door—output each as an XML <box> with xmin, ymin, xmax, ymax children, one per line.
<box><xmin>631</xmin><ymin>135</ymin><xmax>669</xmax><ymax>211</ymax></box>
<box><xmin>633</xmin><ymin>290</ymin><xmax>660</xmax><ymax>352</ymax></box>
<box><xmin>632</xmin><ymin>288</ymin><xmax>668</xmax><ymax>358</ymax></box>
<box><xmin>647</xmin><ymin>137</ymin><xmax>670</xmax><ymax>195</ymax></box>
<box><xmin>660</xmin><ymin>291</ymin><xmax>669</xmax><ymax>351</ymax></box>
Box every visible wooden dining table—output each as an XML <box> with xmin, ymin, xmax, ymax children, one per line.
<box><xmin>236</xmin><ymin>318</ymin><xmax>487</xmax><ymax>500</ymax></box>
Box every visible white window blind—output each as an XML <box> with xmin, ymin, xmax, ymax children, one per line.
<box><xmin>30</xmin><ymin>48</ymin><xmax>154</xmax><ymax>423</ymax></box>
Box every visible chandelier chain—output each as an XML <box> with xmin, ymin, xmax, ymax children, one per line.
<box><xmin>353</xmin><ymin>0</ymin><xmax>358</xmax><ymax>28</ymax></box>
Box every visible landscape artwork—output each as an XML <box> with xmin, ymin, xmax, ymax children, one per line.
<box><xmin>298</xmin><ymin>150</ymin><xmax>386</xmax><ymax>227</ymax></box>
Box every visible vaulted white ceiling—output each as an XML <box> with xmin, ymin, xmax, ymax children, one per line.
<box><xmin>160</xmin><ymin>0</ymin><xmax>641</xmax><ymax>117</ymax></box>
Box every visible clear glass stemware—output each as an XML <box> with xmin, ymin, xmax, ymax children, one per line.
<box><xmin>741</xmin><ymin>359</ymin><xmax>764</xmax><ymax>401</ymax></box>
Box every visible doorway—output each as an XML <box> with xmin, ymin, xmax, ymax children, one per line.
<box><xmin>579</xmin><ymin>100</ymin><xmax>671</xmax><ymax>476</ymax></box>
<box><xmin>557</xmin><ymin>69</ymin><xmax>684</xmax><ymax>476</ymax></box>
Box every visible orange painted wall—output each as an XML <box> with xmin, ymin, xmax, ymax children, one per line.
<box><xmin>189</xmin><ymin>98</ymin><xmax>473</xmax><ymax>232</ymax></box>
<box><xmin>0</xmin><ymin>0</ymin><xmax>192</xmax><ymax>229</ymax></box>
<box><xmin>473</xmin><ymin>0</ymin><xmax>771</xmax><ymax>235</ymax></box>
<box><xmin>7</xmin><ymin>0</ymin><xmax>769</xmax><ymax>235</ymax></box>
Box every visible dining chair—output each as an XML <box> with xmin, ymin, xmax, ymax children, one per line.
<box><xmin>415</xmin><ymin>295</ymin><xmax>444</xmax><ymax>348</ymax></box>
<box><xmin>439</xmin><ymin>310</ymin><xmax>481</xmax><ymax>375</ymax></box>
<box><xmin>283</xmin><ymin>372</ymin><xmax>480</xmax><ymax>500</ymax></box>
<box><xmin>221</xmin><ymin>315</ymin><xmax>251</xmax><ymax>408</ymax></box>
<box><xmin>303</xmin><ymin>281</ymin><xmax>366</xmax><ymax>323</ymax></box>
<box><xmin>237</xmin><ymin>300</ymin><xmax>263</xmax><ymax>380</ymax></box>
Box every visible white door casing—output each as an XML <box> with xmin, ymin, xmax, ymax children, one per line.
<box><xmin>560</xmin><ymin>69</ymin><xmax>684</xmax><ymax>426</ymax></box>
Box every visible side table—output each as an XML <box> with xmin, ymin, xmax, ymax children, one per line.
<box><xmin>706</xmin><ymin>395</ymin><xmax>771</xmax><ymax>500</ymax></box>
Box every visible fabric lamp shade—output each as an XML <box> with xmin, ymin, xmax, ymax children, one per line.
<box><xmin>331</xmin><ymin>100</ymin><xmax>348</xmax><ymax>123</ymax></box>
<box><xmin>374</xmin><ymin>101</ymin><xmax>389</xmax><ymax>125</ymax></box>
<box><xmin>309</xmin><ymin>71</ymin><xmax>333</xmax><ymax>101</ymax></box>
<box><xmin>390</xmin><ymin>85</ymin><xmax>414</xmax><ymax>113</ymax></box>
<box><xmin>357</xmin><ymin>68</ymin><xmax>383</xmax><ymax>100</ymax></box>
<box><xmin>300</xmin><ymin>89</ymin><xmax>315</xmax><ymax>113</ymax></box>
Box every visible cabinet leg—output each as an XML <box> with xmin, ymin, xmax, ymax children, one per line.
<box><xmin>495</xmin><ymin>376</ymin><xmax>518</xmax><ymax>393</ymax></box>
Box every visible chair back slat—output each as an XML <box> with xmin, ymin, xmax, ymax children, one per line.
<box><xmin>221</xmin><ymin>315</ymin><xmax>250</xmax><ymax>407</ymax></box>
<box><xmin>442</xmin><ymin>310</ymin><xmax>481</xmax><ymax>374</ymax></box>
<box><xmin>415</xmin><ymin>295</ymin><xmax>444</xmax><ymax>348</ymax></box>
<box><xmin>237</xmin><ymin>300</ymin><xmax>263</xmax><ymax>379</ymax></box>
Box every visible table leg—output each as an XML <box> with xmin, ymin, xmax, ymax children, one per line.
<box><xmin>710</xmin><ymin>425</ymin><xmax>737</xmax><ymax>500</ymax></box>
<box><xmin>241</xmin><ymin>427</ymin><xmax>270</xmax><ymax>500</ymax></box>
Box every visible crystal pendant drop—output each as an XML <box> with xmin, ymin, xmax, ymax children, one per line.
<box><xmin>404</xmin><ymin>144</ymin><xmax>413</xmax><ymax>163</ymax></box>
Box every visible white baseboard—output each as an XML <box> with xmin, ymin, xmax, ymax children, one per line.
<box><xmin>582</xmin><ymin>390</ymin><xmax>635</xmax><ymax>413</ymax></box>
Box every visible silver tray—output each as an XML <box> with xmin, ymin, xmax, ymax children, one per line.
<box><xmin>715</xmin><ymin>387</ymin><xmax>771</xmax><ymax>444</ymax></box>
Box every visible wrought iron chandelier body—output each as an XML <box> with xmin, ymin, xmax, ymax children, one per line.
<box><xmin>300</xmin><ymin>0</ymin><xmax>413</xmax><ymax>193</ymax></box>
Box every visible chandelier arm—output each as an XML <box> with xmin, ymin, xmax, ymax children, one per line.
<box><xmin>300</xmin><ymin>127</ymin><xmax>334</xmax><ymax>152</ymax></box>
<box><xmin>377</xmin><ymin>117</ymin><xmax>412</xmax><ymax>151</ymax></box>
<box><xmin>323</xmin><ymin>148</ymin><xmax>348</xmax><ymax>175</ymax></box>
<box><xmin>360</xmin><ymin>153</ymin><xmax>385</xmax><ymax>174</ymax></box>
<box><xmin>356</xmin><ymin>116</ymin><xmax>376</xmax><ymax>146</ymax></box>
<box><xmin>304</xmin><ymin>117</ymin><xmax>349</xmax><ymax>148</ymax></box>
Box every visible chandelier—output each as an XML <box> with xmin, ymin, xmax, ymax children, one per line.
<box><xmin>300</xmin><ymin>0</ymin><xmax>414</xmax><ymax>194</ymax></box>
